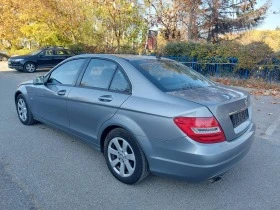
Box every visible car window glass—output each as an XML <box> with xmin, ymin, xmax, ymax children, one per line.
<box><xmin>40</xmin><ymin>50</ymin><xmax>53</xmax><ymax>56</ymax></box>
<box><xmin>109</xmin><ymin>69</ymin><xmax>130</xmax><ymax>92</ymax></box>
<box><xmin>66</xmin><ymin>50</ymin><xmax>74</xmax><ymax>55</ymax></box>
<box><xmin>130</xmin><ymin>59</ymin><xmax>214</xmax><ymax>92</ymax></box>
<box><xmin>55</xmin><ymin>50</ymin><xmax>68</xmax><ymax>55</ymax></box>
<box><xmin>80</xmin><ymin>59</ymin><xmax>117</xmax><ymax>89</ymax></box>
<box><xmin>48</xmin><ymin>59</ymin><xmax>84</xmax><ymax>85</ymax></box>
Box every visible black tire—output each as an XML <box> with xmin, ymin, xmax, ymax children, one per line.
<box><xmin>104</xmin><ymin>128</ymin><xmax>149</xmax><ymax>184</ymax></box>
<box><xmin>16</xmin><ymin>94</ymin><xmax>36</xmax><ymax>125</ymax></box>
<box><xmin>24</xmin><ymin>62</ymin><xmax>37</xmax><ymax>73</ymax></box>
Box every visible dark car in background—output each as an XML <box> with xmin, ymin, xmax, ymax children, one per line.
<box><xmin>8</xmin><ymin>47</ymin><xmax>74</xmax><ymax>73</ymax></box>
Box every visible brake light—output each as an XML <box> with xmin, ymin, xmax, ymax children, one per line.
<box><xmin>173</xmin><ymin>117</ymin><xmax>226</xmax><ymax>144</ymax></box>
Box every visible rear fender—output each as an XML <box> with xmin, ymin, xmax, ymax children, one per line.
<box><xmin>97</xmin><ymin>113</ymin><xmax>154</xmax><ymax>156</ymax></box>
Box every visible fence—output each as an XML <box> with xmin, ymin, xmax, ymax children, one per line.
<box><xmin>164</xmin><ymin>56</ymin><xmax>280</xmax><ymax>83</ymax></box>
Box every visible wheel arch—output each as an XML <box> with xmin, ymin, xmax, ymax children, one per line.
<box><xmin>15</xmin><ymin>86</ymin><xmax>28</xmax><ymax>104</ymax></box>
<box><xmin>15</xmin><ymin>90</ymin><xmax>23</xmax><ymax>103</ymax></box>
<box><xmin>99</xmin><ymin>125</ymin><xmax>121</xmax><ymax>152</ymax></box>
<box><xmin>98</xmin><ymin>116</ymin><xmax>151</xmax><ymax>158</ymax></box>
<box><xmin>24</xmin><ymin>60</ymin><xmax>37</xmax><ymax>65</ymax></box>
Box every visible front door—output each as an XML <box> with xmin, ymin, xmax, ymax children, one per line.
<box><xmin>33</xmin><ymin>58</ymin><xmax>86</xmax><ymax>129</ymax></box>
<box><xmin>37</xmin><ymin>49</ymin><xmax>55</xmax><ymax>68</ymax></box>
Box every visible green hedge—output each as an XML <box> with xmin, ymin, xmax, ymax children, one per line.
<box><xmin>162</xmin><ymin>41</ymin><xmax>275</xmax><ymax>70</ymax></box>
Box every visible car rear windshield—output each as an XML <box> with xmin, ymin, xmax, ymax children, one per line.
<box><xmin>130</xmin><ymin>59</ymin><xmax>214</xmax><ymax>92</ymax></box>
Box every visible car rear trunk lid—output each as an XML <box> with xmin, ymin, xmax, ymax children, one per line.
<box><xmin>168</xmin><ymin>85</ymin><xmax>252</xmax><ymax>141</ymax></box>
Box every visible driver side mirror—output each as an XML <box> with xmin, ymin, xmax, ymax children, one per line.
<box><xmin>33</xmin><ymin>76</ymin><xmax>44</xmax><ymax>85</ymax></box>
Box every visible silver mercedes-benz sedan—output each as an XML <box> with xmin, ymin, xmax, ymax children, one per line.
<box><xmin>15</xmin><ymin>54</ymin><xmax>255</xmax><ymax>184</ymax></box>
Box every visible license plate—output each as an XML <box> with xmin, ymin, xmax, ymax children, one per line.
<box><xmin>230</xmin><ymin>109</ymin><xmax>249</xmax><ymax>128</ymax></box>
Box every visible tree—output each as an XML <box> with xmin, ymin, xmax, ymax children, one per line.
<box><xmin>96</xmin><ymin>0</ymin><xmax>145</xmax><ymax>52</ymax></box>
<box><xmin>145</xmin><ymin>0</ymin><xmax>183</xmax><ymax>41</ymax></box>
<box><xmin>145</xmin><ymin>0</ymin><xmax>270</xmax><ymax>43</ymax></box>
<box><xmin>200</xmin><ymin>0</ymin><xmax>271</xmax><ymax>43</ymax></box>
<box><xmin>0</xmin><ymin>0</ymin><xmax>25</xmax><ymax>48</ymax></box>
<box><xmin>0</xmin><ymin>0</ymin><xmax>146</xmax><ymax>53</ymax></box>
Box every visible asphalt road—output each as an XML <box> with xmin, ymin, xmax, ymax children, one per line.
<box><xmin>1</xmin><ymin>70</ymin><xmax>280</xmax><ymax>210</ymax></box>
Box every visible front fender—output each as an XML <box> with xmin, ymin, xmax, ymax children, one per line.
<box><xmin>15</xmin><ymin>85</ymin><xmax>28</xmax><ymax>102</ymax></box>
<box><xmin>15</xmin><ymin>85</ymin><xmax>34</xmax><ymax>111</ymax></box>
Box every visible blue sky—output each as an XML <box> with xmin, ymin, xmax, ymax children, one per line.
<box><xmin>258</xmin><ymin>0</ymin><xmax>280</xmax><ymax>29</ymax></box>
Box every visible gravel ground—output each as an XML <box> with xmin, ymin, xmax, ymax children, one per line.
<box><xmin>0</xmin><ymin>70</ymin><xmax>280</xmax><ymax>210</ymax></box>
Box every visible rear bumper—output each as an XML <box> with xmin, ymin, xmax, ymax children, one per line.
<box><xmin>145</xmin><ymin>122</ymin><xmax>255</xmax><ymax>182</ymax></box>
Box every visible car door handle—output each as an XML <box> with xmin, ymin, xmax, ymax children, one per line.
<box><xmin>57</xmin><ymin>90</ymin><xmax>66</xmax><ymax>96</ymax></box>
<box><xmin>98</xmin><ymin>95</ymin><xmax>113</xmax><ymax>102</ymax></box>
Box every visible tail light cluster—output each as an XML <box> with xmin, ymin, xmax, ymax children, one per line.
<box><xmin>174</xmin><ymin>117</ymin><xmax>226</xmax><ymax>144</ymax></box>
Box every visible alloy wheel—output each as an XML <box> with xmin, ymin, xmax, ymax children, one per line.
<box><xmin>25</xmin><ymin>63</ymin><xmax>36</xmax><ymax>72</ymax></box>
<box><xmin>17</xmin><ymin>98</ymin><xmax>27</xmax><ymax>121</ymax></box>
<box><xmin>108</xmin><ymin>137</ymin><xmax>136</xmax><ymax>177</ymax></box>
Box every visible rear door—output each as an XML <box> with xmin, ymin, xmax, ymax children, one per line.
<box><xmin>33</xmin><ymin>58</ymin><xmax>86</xmax><ymax>129</ymax></box>
<box><xmin>67</xmin><ymin>58</ymin><xmax>131</xmax><ymax>144</ymax></box>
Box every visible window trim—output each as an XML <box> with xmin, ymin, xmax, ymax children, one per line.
<box><xmin>77</xmin><ymin>58</ymin><xmax>132</xmax><ymax>94</ymax></box>
<box><xmin>45</xmin><ymin>58</ymin><xmax>87</xmax><ymax>87</ymax></box>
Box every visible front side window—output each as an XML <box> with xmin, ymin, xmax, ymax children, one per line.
<box><xmin>48</xmin><ymin>59</ymin><xmax>85</xmax><ymax>85</ymax></box>
<box><xmin>80</xmin><ymin>59</ymin><xmax>117</xmax><ymax>89</ymax></box>
<box><xmin>130</xmin><ymin>59</ymin><xmax>214</xmax><ymax>92</ymax></box>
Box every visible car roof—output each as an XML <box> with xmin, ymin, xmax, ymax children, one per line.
<box><xmin>71</xmin><ymin>54</ymin><xmax>170</xmax><ymax>61</ymax></box>
<box><xmin>41</xmin><ymin>47</ymin><xmax>68</xmax><ymax>50</ymax></box>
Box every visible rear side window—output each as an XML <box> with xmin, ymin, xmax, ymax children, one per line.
<box><xmin>109</xmin><ymin>69</ymin><xmax>130</xmax><ymax>92</ymax></box>
<box><xmin>55</xmin><ymin>50</ymin><xmax>68</xmax><ymax>55</ymax></box>
<box><xmin>48</xmin><ymin>59</ymin><xmax>84</xmax><ymax>85</ymax></box>
<box><xmin>130</xmin><ymin>59</ymin><xmax>213</xmax><ymax>92</ymax></box>
<box><xmin>66</xmin><ymin>50</ymin><xmax>75</xmax><ymax>55</ymax></box>
<box><xmin>80</xmin><ymin>59</ymin><xmax>117</xmax><ymax>89</ymax></box>
<box><xmin>55</xmin><ymin>50</ymin><xmax>74</xmax><ymax>55</ymax></box>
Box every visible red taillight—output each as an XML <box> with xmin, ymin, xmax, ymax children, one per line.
<box><xmin>173</xmin><ymin>117</ymin><xmax>226</xmax><ymax>144</ymax></box>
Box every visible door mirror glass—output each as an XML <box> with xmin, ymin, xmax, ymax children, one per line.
<box><xmin>33</xmin><ymin>76</ymin><xmax>44</xmax><ymax>85</ymax></box>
